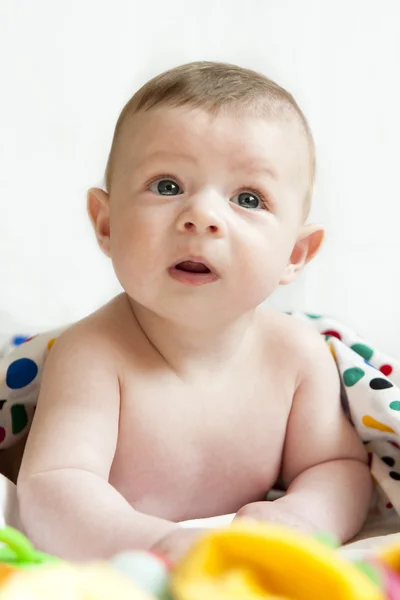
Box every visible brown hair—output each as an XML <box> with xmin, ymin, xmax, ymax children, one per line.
<box><xmin>105</xmin><ymin>61</ymin><xmax>315</xmax><ymax>209</ymax></box>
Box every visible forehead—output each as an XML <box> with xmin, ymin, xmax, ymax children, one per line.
<box><xmin>115</xmin><ymin>106</ymin><xmax>310</xmax><ymax>188</ymax></box>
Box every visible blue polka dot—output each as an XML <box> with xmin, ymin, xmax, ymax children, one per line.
<box><xmin>11</xmin><ymin>335</ymin><xmax>30</xmax><ymax>346</ymax></box>
<box><xmin>364</xmin><ymin>360</ymin><xmax>377</xmax><ymax>369</ymax></box>
<box><xmin>6</xmin><ymin>358</ymin><xmax>38</xmax><ymax>389</ymax></box>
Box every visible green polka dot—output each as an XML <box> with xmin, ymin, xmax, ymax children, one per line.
<box><xmin>11</xmin><ymin>404</ymin><xmax>28</xmax><ymax>435</ymax></box>
<box><xmin>389</xmin><ymin>401</ymin><xmax>400</xmax><ymax>411</ymax></box>
<box><xmin>306</xmin><ymin>313</ymin><xmax>321</xmax><ymax>319</ymax></box>
<box><xmin>314</xmin><ymin>532</ymin><xmax>339</xmax><ymax>549</ymax></box>
<box><xmin>352</xmin><ymin>561</ymin><xmax>382</xmax><ymax>587</ymax></box>
<box><xmin>351</xmin><ymin>343</ymin><xmax>373</xmax><ymax>361</ymax></box>
<box><xmin>343</xmin><ymin>367</ymin><xmax>365</xmax><ymax>387</ymax></box>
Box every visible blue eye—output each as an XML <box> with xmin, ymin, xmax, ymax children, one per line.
<box><xmin>149</xmin><ymin>178</ymin><xmax>182</xmax><ymax>196</ymax></box>
<box><xmin>231</xmin><ymin>191</ymin><xmax>263</xmax><ymax>210</ymax></box>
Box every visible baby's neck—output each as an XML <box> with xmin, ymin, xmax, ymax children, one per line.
<box><xmin>128</xmin><ymin>298</ymin><xmax>259</xmax><ymax>378</ymax></box>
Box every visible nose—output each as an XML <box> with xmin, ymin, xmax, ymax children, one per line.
<box><xmin>176</xmin><ymin>194</ymin><xmax>226</xmax><ymax>237</ymax></box>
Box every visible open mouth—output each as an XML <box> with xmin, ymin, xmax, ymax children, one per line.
<box><xmin>169</xmin><ymin>258</ymin><xmax>218</xmax><ymax>285</ymax></box>
<box><xmin>175</xmin><ymin>260</ymin><xmax>212</xmax><ymax>274</ymax></box>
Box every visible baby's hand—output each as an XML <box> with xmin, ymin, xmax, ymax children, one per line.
<box><xmin>235</xmin><ymin>501</ymin><xmax>316</xmax><ymax>534</ymax></box>
<box><xmin>151</xmin><ymin>527</ymin><xmax>207</xmax><ymax>564</ymax></box>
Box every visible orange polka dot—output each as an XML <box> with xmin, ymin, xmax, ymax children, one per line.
<box><xmin>47</xmin><ymin>338</ymin><xmax>56</xmax><ymax>350</ymax></box>
<box><xmin>362</xmin><ymin>415</ymin><xmax>396</xmax><ymax>434</ymax></box>
<box><xmin>327</xmin><ymin>342</ymin><xmax>337</xmax><ymax>361</ymax></box>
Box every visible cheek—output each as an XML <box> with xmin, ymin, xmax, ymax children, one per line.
<box><xmin>232</xmin><ymin>227</ymin><xmax>293</xmax><ymax>300</ymax></box>
<box><xmin>109</xmin><ymin>209</ymin><xmax>165</xmax><ymax>285</ymax></box>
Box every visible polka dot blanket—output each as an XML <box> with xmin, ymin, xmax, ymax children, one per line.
<box><xmin>292</xmin><ymin>312</ymin><xmax>400</xmax><ymax>519</ymax></box>
<box><xmin>1</xmin><ymin>314</ymin><xmax>400</xmax><ymax>521</ymax></box>
<box><xmin>0</xmin><ymin>328</ymin><xmax>64</xmax><ymax>449</ymax></box>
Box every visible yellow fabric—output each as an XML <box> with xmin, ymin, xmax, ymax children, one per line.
<box><xmin>0</xmin><ymin>563</ymin><xmax>154</xmax><ymax>600</ymax></box>
<box><xmin>380</xmin><ymin>539</ymin><xmax>400</xmax><ymax>574</ymax></box>
<box><xmin>171</xmin><ymin>522</ymin><xmax>384</xmax><ymax>600</ymax></box>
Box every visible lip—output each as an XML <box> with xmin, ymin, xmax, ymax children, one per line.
<box><xmin>168</xmin><ymin>256</ymin><xmax>219</xmax><ymax>286</ymax></box>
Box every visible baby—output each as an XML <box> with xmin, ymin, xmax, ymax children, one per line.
<box><xmin>14</xmin><ymin>61</ymin><xmax>371</xmax><ymax>562</ymax></box>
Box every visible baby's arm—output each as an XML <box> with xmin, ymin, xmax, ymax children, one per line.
<box><xmin>17</xmin><ymin>326</ymin><xmax>180</xmax><ymax>560</ymax></box>
<box><xmin>237</xmin><ymin>326</ymin><xmax>372</xmax><ymax>542</ymax></box>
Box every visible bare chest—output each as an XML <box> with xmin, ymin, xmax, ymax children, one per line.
<box><xmin>110</xmin><ymin>370</ymin><xmax>293</xmax><ymax>521</ymax></box>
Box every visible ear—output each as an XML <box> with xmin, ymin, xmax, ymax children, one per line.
<box><xmin>87</xmin><ymin>188</ymin><xmax>111</xmax><ymax>257</ymax></box>
<box><xmin>280</xmin><ymin>224</ymin><xmax>325</xmax><ymax>285</ymax></box>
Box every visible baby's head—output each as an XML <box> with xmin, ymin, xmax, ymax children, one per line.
<box><xmin>88</xmin><ymin>62</ymin><xmax>323</xmax><ymax>325</ymax></box>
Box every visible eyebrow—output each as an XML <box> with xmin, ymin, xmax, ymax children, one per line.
<box><xmin>135</xmin><ymin>150</ymin><xmax>198</xmax><ymax>169</ymax></box>
<box><xmin>235</xmin><ymin>164</ymin><xmax>278</xmax><ymax>181</ymax></box>
<box><xmin>135</xmin><ymin>151</ymin><xmax>278</xmax><ymax>180</ymax></box>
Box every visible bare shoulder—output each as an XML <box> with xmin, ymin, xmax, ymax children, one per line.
<box><xmin>50</xmin><ymin>293</ymin><xmax>138</xmax><ymax>367</ymax></box>
<box><xmin>18</xmin><ymin>297</ymin><xmax>133</xmax><ymax>481</ymax></box>
<box><xmin>257</xmin><ymin>307</ymin><xmax>325</xmax><ymax>349</ymax></box>
<box><xmin>257</xmin><ymin>308</ymin><xmax>334</xmax><ymax>375</ymax></box>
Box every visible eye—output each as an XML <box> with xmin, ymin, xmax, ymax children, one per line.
<box><xmin>149</xmin><ymin>178</ymin><xmax>183</xmax><ymax>196</ymax></box>
<box><xmin>231</xmin><ymin>190</ymin><xmax>265</xmax><ymax>210</ymax></box>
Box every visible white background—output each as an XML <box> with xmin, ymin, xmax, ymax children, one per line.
<box><xmin>1</xmin><ymin>0</ymin><xmax>400</xmax><ymax>352</ymax></box>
